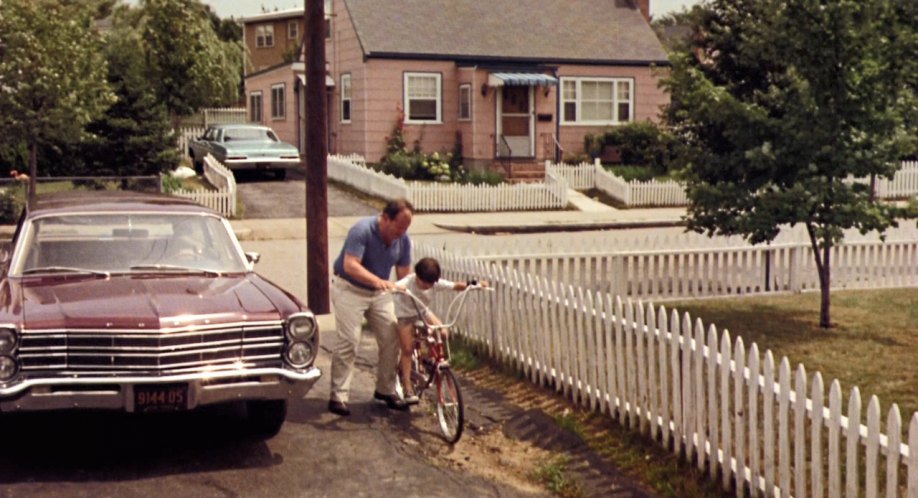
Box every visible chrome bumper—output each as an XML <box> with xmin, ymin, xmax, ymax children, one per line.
<box><xmin>224</xmin><ymin>158</ymin><xmax>300</xmax><ymax>169</ymax></box>
<box><xmin>0</xmin><ymin>366</ymin><xmax>321</xmax><ymax>412</ymax></box>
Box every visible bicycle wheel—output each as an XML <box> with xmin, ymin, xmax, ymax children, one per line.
<box><xmin>434</xmin><ymin>366</ymin><xmax>464</xmax><ymax>444</ymax></box>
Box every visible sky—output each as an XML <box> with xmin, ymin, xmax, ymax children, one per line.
<box><xmin>193</xmin><ymin>0</ymin><xmax>702</xmax><ymax>19</ymax></box>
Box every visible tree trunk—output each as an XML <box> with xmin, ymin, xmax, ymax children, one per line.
<box><xmin>806</xmin><ymin>223</ymin><xmax>833</xmax><ymax>328</ymax></box>
<box><xmin>819</xmin><ymin>243</ymin><xmax>831</xmax><ymax>328</ymax></box>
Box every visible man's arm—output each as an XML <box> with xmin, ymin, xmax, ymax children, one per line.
<box><xmin>342</xmin><ymin>253</ymin><xmax>397</xmax><ymax>291</ymax></box>
<box><xmin>395</xmin><ymin>264</ymin><xmax>411</xmax><ymax>280</ymax></box>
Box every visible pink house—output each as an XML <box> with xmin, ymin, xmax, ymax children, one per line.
<box><xmin>244</xmin><ymin>0</ymin><xmax>670</xmax><ymax>179</ymax></box>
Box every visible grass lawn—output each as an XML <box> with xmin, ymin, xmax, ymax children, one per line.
<box><xmin>668</xmin><ymin>288</ymin><xmax>918</xmax><ymax>419</ymax></box>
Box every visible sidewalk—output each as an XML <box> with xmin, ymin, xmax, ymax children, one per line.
<box><xmin>230</xmin><ymin>199</ymin><xmax>687</xmax><ymax>241</ymax></box>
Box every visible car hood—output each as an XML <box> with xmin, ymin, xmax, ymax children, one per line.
<box><xmin>3</xmin><ymin>274</ymin><xmax>299</xmax><ymax>330</ymax></box>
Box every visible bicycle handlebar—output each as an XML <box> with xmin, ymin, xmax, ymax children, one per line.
<box><xmin>391</xmin><ymin>283</ymin><xmax>493</xmax><ymax>330</ymax></box>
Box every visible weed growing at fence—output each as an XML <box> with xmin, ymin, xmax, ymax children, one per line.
<box><xmin>669</xmin><ymin>287</ymin><xmax>918</xmax><ymax>418</ymax></box>
<box><xmin>528</xmin><ymin>456</ymin><xmax>584</xmax><ymax>498</ymax></box>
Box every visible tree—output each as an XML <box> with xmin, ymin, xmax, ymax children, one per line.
<box><xmin>79</xmin><ymin>15</ymin><xmax>179</xmax><ymax>176</ymax></box>
<box><xmin>0</xmin><ymin>0</ymin><xmax>115</xmax><ymax>203</ymax></box>
<box><xmin>139</xmin><ymin>0</ymin><xmax>244</xmax><ymax>122</ymax></box>
<box><xmin>663</xmin><ymin>0</ymin><xmax>918</xmax><ymax>328</ymax></box>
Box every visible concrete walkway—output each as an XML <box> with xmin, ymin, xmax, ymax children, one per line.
<box><xmin>231</xmin><ymin>191</ymin><xmax>686</xmax><ymax>241</ymax></box>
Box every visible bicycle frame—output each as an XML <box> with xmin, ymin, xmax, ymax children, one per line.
<box><xmin>398</xmin><ymin>283</ymin><xmax>490</xmax><ymax>367</ymax></box>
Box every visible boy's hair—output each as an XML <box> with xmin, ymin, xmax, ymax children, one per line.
<box><xmin>414</xmin><ymin>257</ymin><xmax>441</xmax><ymax>283</ymax></box>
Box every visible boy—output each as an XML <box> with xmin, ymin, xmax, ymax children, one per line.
<box><xmin>394</xmin><ymin>257</ymin><xmax>485</xmax><ymax>404</ymax></box>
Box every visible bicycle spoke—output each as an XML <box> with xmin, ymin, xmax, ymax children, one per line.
<box><xmin>435</xmin><ymin>367</ymin><xmax>464</xmax><ymax>444</ymax></box>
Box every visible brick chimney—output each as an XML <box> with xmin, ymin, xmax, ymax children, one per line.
<box><xmin>634</xmin><ymin>0</ymin><xmax>651</xmax><ymax>22</ymax></box>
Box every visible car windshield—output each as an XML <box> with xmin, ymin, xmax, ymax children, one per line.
<box><xmin>223</xmin><ymin>128</ymin><xmax>278</xmax><ymax>142</ymax></box>
<box><xmin>12</xmin><ymin>213</ymin><xmax>248</xmax><ymax>276</ymax></box>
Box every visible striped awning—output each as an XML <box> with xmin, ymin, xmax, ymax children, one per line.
<box><xmin>487</xmin><ymin>72</ymin><xmax>558</xmax><ymax>87</ymax></box>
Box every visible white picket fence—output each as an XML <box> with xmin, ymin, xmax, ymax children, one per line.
<box><xmin>449</xmin><ymin>233</ymin><xmax>918</xmax><ymax>301</ymax></box>
<box><xmin>875</xmin><ymin>161</ymin><xmax>918</xmax><ymax>199</ymax></box>
<box><xmin>327</xmin><ymin>154</ymin><xmax>567</xmax><ymax>211</ymax></box>
<box><xmin>417</xmin><ymin>247</ymin><xmax>918</xmax><ymax>498</ymax></box>
<box><xmin>549</xmin><ymin>159</ymin><xmax>689</xmax><ymax>207</ymax></box>
<box><xmin>176</xmin><ymin>126</ymin><xmax>205</xmax><ymax>160</ymax></box>
<box><xmin>171</xmin><ymin>155</ymin><xmax>236</xmax><ymax>217</ymax></box>
<box><xmin>203</xmin><ymin>107</ymin><xmax>247</xmax><ymax>126</ymax></box>
<box><xmin>550</xmin><ymin>160</ymin><xmax>918</xmax><ymax>207</ymax></box>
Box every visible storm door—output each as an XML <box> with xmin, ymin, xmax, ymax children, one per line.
<box><xmin>496</xmin><ymin>86</ymin><xmax>533</xmax><ymax>157</ymax></box>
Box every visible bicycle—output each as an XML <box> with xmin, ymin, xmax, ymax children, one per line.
<box><xmin>394</xmin><ymin>282</ymin><xmax>492</xmax><ymax>444</ymax></box>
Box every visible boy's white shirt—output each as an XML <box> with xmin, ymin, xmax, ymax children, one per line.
<box><xmin>394</xmin><ymin>274</ymin><xmax>455</xmax><ymax>319</ymax></box>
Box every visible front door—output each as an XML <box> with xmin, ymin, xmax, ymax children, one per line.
<box><xmin>497</xmin><ymin>86</ymin><xmax>533</xmax><ymax>157</ymax></box>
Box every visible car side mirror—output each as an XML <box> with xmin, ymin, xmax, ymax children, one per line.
<box><xmin>245</xmin><ymin>252</ymin><xmax>261</xmax><ymax>265</ymax></box>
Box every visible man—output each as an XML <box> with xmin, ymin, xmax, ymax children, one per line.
<box><xmin>328</xmin><ymin>199</ymin><xmax>414</xmax><ymax>416</ymax></box>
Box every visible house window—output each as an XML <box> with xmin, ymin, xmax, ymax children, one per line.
<box><xmin>271</xmin><ymin>84</ymin><xmax>285</xmax><ymax>119</ymax></box>
<box><xmin>560</xmin><ymin>77</ymin><xmax>633</xmax><ymax>125</ymax></box>
<box><xmin>324</xmin><ymin>0</ymin><xmax>332</xmax><ymax>39</ymax></box>
<box><xmin>458</xmin><ymin>84</ymin><xmax>471</xmax><ymax>121</ymax></box>
<box><xmin>287</xmin><ymin>21</ymin><xmax>298</xmax><ymax>40</ymax></box>
<box><xmin>249</xmin><ymin>92</ymin><xmax>263</xmax><ymax>122</ymax></box>
<box><xmin>340</xmin><ymin>74</ymin><xmax>352</xmax><ymax>123</ymax></box>
<box><xmin>255</xmin><ymin>24</ymin><xmax>274</xmax><ymax>48</ymax></box>
<box><xmin>404</xmin><ymin>72</ymin><xmax>441</xmax><ymax>123</ymax></box>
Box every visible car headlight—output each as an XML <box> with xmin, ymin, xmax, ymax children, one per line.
<box><xmin>286</xmin><ymin>315</ymin><xmax>317</xmax><ymax>341</ymax></box>
<box><xmin>285</xmin><ymin>342</ymin><xmax>315</xmax><ymax>369</ymax></box>
<box><xmin>0</xmin><ymin>356</ymin><xmax>18</xmax><ymax>381</ymax></box>
<box><xmin>0</xmin><ymin>328</ymin><xmax>17</xmax><ymax>354</ymax></box>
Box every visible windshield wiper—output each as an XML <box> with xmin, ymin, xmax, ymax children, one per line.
<box><xmin>129</xmin><ymin>264</ymin><xmax>221</xmax><ymax>277</ymax></box>
<box><xmin>21</xmin><ymin>266</ymin><xmax>111</xmax><ymax>277</ymax></box>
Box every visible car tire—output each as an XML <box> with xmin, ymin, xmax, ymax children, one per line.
<box><xmin>274</xmin><ymin>169</ymin><xmax>287</xmax><ymax>181</ymax></box>
<box><xmin>246</xmin><ymin>399</ymin><xmax>287</xmax><ymax>438</ymax></box>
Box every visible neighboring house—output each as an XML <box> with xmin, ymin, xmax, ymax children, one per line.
<box><xmin>241</xmin><ymin>5</ymin><xmax>318</xmax><ymax>74</ymax></box>
<box><xmin>243</xmin><ymin>0</ymin><xmax>670</xmax><ymax>178</ymax></box>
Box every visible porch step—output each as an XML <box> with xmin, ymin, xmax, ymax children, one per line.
<box><xmin>493</xmin><ymin>160</ymin><xmax>545</xmax><ymax>183</ymax></box>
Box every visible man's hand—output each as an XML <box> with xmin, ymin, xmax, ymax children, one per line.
<box><xmin>374</xmin><ymin>279</ymin><xmax>397</xmax><ymax>291</ymax></box>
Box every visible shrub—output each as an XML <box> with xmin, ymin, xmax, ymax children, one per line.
<box><xmin>0</xmin><ymin>188</ymin><xmax>22</xmax><ymax>224</ymax></box>
<box><xmin>160</xmin><ymin>174</ymin><xmax>183</xmax><ymax>193</ymax></box>
<box><xmin>462</xmin><ymin>170</ymin><xmax>505</xmax><ymax>185</ymax></box>
<box><xmin>584</xmin><ymin>121</ymin><xmax>675</xmax><ymax>175</ymax></box>
<box><xmin>379</xmin><ymin>109</ymin><xmax>465</xmax><ymax>182</ymax></box>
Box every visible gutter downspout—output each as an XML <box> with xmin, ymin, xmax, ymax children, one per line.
<box><xmin>554</xmin><ymin>68</ymin><xmax>561</xmax><ymax>163</ymax></box>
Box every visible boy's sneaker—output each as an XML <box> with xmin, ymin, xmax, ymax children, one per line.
<box><xmin>403</xmin><ymin>393</ymin><xmax>420</xmax><ymax>405</ymax></box>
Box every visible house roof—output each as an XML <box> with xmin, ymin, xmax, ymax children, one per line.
<box><xmin>239</xmin><ymin>8</ymin><xmax>303</xmax><ymax>24</ymax></box>
<box><xmin>343</xmin><ymin>0</ymin><xmax>669</xmax><ymax>66</ymax></box>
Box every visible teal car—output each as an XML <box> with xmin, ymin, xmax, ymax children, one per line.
<box><xmin>188</xmin><ymin>124</ymin><xmax>301</xmax><ymax>180</ymax></box>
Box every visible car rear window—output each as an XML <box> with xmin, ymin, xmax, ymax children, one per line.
<box><xmin>223</xmin><ymin>128</ymin><xmax>277</xmax><ymax>142</ymax></box>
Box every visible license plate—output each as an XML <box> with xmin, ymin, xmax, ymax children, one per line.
<box><xmin>134</xmin><ymin>384</ymin><xmax>188</xmax><ymax>413</ymax></box>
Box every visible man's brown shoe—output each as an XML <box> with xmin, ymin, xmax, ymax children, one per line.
<box><xmin>373</xmin><ymin>391</ymin><xmax>409</xmax><ymax>411</ymax></box>
<box><xmin>328</xmin><ymin>400</ymin><xmax>351</xmax><ymax>416</ymax></box>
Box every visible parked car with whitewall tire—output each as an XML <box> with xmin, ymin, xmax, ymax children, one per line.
<box><xmin>0</xmin><ymin>191</ymin><xmax>321</xmax><ymax>437</ymax></box>
<box><xmin>188</xmin><ymin>124</ymin><xmax>300</xmax><ymax>180</ymax></box>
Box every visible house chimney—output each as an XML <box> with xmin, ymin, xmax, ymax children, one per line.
<box><xmin>634</xmin><ymin>0</ymin><xmax>651</xmax><ymax>22</ymax></box>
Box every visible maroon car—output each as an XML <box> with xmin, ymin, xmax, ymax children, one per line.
<box><xmin>0</xmin><ymin>191</ymin><xmax>320</xmax><ymax>437</ymax></box>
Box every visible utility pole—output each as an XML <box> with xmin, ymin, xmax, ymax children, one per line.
<box><xmin>304</xmin><ymin>0</ymin><xmax>329</xmax><ymax>314</ymax></box>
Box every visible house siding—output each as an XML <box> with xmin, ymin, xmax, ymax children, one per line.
<box><xmin>245</xmin><ymin>66</ymin><xmax>301</xmax><ymax>151</ymax></box>
<box><xmin>244</xmin><ymin>17</ymin><xmax>305</xmax><ymax>74</ymax></box>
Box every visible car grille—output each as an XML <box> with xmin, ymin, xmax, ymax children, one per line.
<box><xmin>17</xmin><ymin>323</ymin><xmax>286</xmax><ymax>375</ymax></box>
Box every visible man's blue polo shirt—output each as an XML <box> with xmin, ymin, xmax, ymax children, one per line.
<box><xmin>333</xmin><ymin>215</ymin><xmax>412</xmax><ymax>290</ymax></box>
